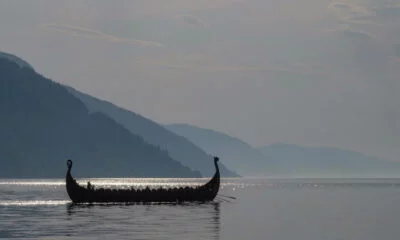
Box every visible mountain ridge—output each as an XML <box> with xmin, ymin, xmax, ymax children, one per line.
<box><xmin>0</xmin><ymin>52</ymin><xmax>33</xmax><ymax>70</ymax></box>
<box><xmin>166</xmin><ymin>124</ymin><xmax>400</xmax><ymax>177</ymax></box>
<box><xmin>66</xmin><ymin>87</ymin><xmax>239</xmax><ymax>177</ymax></box>
<box><xmin>165</xmin><ymin>123</ymin><xmax>266</xmax><ymax>176</ymax></box>
<box><xmin>0</xmin><ymin>54</ymin><xmax>201</xmax><ymax>178</ymax></box>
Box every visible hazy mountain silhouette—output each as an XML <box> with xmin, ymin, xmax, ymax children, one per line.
<box><xmin>166</xmin><ymin>124</ymin><xmax>400</xmax><ymax>177</ymax></box>
<box><xmin>165</xmin><ymin>123</ymin><xmax>265</xmax><ymax>176</ymax></box>
<box><xmin>66</xmin><ymin>87</ymin><xmax>238</xmax><ymax>177</ymax></box>
<box><xmin>0</xmin><ymin>52</ymin><xmax>33</xmax><ymax>70</ymax></box>
<box><xmin>0</xmin><ymin>52</ymin><xmax>201</xmax><ymax>178</ymax></box>
<box><xmin>258</xmin><ymin>143</ymin><xmax>400</xmax><ymax>177</ymax></box>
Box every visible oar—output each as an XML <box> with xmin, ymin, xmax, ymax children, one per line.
<box><xmin>216</xmin><ymin>196</ymin><xmax>233</xmax><ymax>203</ymax></box>
<box><xmin>218</xmin><ymin>194</ymin><xmax>237</xmax><ymax>200</ymax></box>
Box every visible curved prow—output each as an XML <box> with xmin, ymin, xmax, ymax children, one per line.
<box><xmin>200</xmin><ymin>156</ymin><xmax>220</xmax><ymax>201</ymax></box>
<box><xmin>66</xmin><ymin>159</ymin><xmax>82</xmax><ymax>202</ymax></box>
<box><xmin>214</xmin><ymin>156</ymin><xmax>220</xmax><ymax>174</ymax></box>
<box><xmin>67</xmin><ymin>159</ymin><xmax>72</xmax><ymax>172</ymax></box>
<box><xmin>210</xmin><ymin>156</ymin><xmax>221</xmax><ymax>200</ymax></box>
<box><xmin>66</xmin><ymin>159</ymin><xmax>73</xmax><ymax>181</ymax></box>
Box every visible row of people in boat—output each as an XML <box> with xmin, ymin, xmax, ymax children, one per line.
<box><xmin>86</xmin><ymin>181</ymin><xmax>202</xmax><ymax>193</ymax></box>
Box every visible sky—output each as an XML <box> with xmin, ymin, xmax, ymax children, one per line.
<box><xmin>1</xmin><ymin>0</ymin><xmax>399</xmax><ymax>161</ymax></box>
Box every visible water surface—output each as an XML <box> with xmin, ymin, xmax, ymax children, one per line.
<box><xmin>1</xmin><ymin>178</ymin><xmax>400</xmax><ymax>240</ymax></box>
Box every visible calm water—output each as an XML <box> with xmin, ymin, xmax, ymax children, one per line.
<box><xmin>2</xmin><ymin>178</ymin><xmax>400</xmax><ymax>240</ymax></box>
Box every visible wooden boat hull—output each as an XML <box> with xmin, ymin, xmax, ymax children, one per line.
<box><xmin>65</xmin><ymin>158</ymin><xmax>220</xmax><ymax>203</ymax></box>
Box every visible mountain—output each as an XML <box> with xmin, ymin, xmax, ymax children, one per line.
<box><xmin>0</xmin><ymin>52</ymin><xmax>200</xmax><ymax>178</ymax></box>
<box><xmin>66</xmin><ymin>87</ymin><xmax>238</xmax><ymax>177</ymax></box>
<box><xmin>166</xmin><ymin>124</ymin><xmax>400</xmax><ymax>177</ymax></box>
<box><xmin>0</xmin><ymin>52</ymin><xmax>33</xmax><ymax>70</ymax></box>
<box><xmin>165</xmin><ymin>123</ymin><xmax>265</xmax><ymax>176</ymax></box>
<box><xmin>258</xmin><ymin>143</ymin><xmax>400</xmax><ymax>177</ymax></box>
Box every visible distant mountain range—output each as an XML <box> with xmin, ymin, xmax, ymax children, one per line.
<box><xmin>0</xmin><ymin>52</ymin><xmax>205</xmax><ymax>178</ymax></box>
<box><xmin>66</xmin><ymin>87</ymin><xmax>238</xmax><ymax>177</ymax></box>
<box><xmin>258</xmin><ymin>143</ymin><xmax>400</xmax><ymax>177</ymax></box>
<box><xmin>3</xmin><ymin>51</ymin><xmax>399</xmax><ymax>178</ymax></box>
<box><xmin>165</xmin><ymin>124</ymin><xmax>265</xmax><ymax>176</ymax></box>
<box><xmin>166</xmin><ymin>124</ymin><xmax>400</xmax><ymax>177</ymax></box>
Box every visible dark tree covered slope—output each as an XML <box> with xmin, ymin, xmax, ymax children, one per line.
<box><xmin>0</xmin><ymin>54</ymin><xmax>200</xmax><ymax>178</ymax></box>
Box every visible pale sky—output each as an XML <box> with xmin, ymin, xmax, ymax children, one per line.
<box><xmin>1</xmin><ymin>0</ymin><xmax>399</xmax><ymax>161</ymax></box>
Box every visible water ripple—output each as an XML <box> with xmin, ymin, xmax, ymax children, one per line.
<box><xmin>0</xmin><ymin>200</ymin><xmax>70</xmax><ymax>206</ymax></box>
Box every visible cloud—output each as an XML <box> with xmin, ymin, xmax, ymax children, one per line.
<box><xmin>156</xmin><ymin>63</ymin><xmax>330</xmax><ymax>76</ymax></box>
<box><xmin>134</xmin><ymin>55</ymin><xmax>329</xmax><ymax>76</ymax></box>
<box><xmin>329</xmin><ymin>1</ymin><xmax>376</xmax><ymax>25</ymax></box>
<box><xmin>393</xmin><ymin>44</ymin><xmax>400</xmax><ymax>58</ymax></box>
<box><xmin>374</xmin><ymin>5</ymin><xmax>400</xmax><ymax>19</ymax></box>
<box><xmin>327</xmin><ymin>25</ymin><xmax>374</xmax><ymax>42</ymax></box>
<box><xmin>341</xmin><ymin>28</ymin><xmax>374</xmax><ymax>41</ymax></box>
<box><xmin>38</xmin><ymin>23</ymin><xmax>163</xmax><ymax>48</ymax></box>
<box><xmin>330</xmin><ymin>2</ymin><xmax>351</xmax><ymax>10</ymax></box>
<box><xmin>178</xmin><ymin>14</ymin><xmax>205</xmax><ymax>26</ymax></box>
<box><xmin>330</xmin><ymin>1</ymin><xmax>400</xmax><ymax>24</ymax></box>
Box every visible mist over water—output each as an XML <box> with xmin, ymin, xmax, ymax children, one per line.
<box><xmin>1</xmin><ymin>178</ymin><xmax>400</xmax><ymax>240</ymax></box>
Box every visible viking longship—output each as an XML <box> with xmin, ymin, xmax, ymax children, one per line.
<box><xmin>65</xmin><ymin>157</ymin><xmax>220</xmax><ymax>203</ymax></box>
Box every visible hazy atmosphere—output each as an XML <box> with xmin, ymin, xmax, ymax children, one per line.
<box><xmin>1</xmin><ymin>0</ymin><xmax>399</xmax><ymax>161</ymax></box>
<box><xmin>3</xmin><ymin>1</ymin><xmax>400</xmax><ymax>239</ymax></box>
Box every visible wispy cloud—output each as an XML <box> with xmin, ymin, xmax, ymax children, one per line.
<box><xmin>38</xmin><ymin>23</ymin><xmax>163</xmax><ymax>48</ymax></box>
<box><xmin>177</xmin><ymin>14</ymin><xmax>205</xmax><ymax>27</ymax></box>
<box><xmin>326</xmin><ymin>25</ymin><xmax>374</xmax><ymax>41</ymax></box>
<box><xmin>393</xmin><ymin>44</ymin><xmax>400</xmax><ymax>58</ymax></box>
<box><xmin>154</xmin><ymin>63</ymin><xmax>330</xmax><ymax>76</ymax></box>
<box><xmin>329</xmin><ymin>1</ymin><xmax>400</xmax><ymax>24</ymax></box>
<box><xmin>134</xmin><ymin>55</ymin><xmax>329</xmax><ymax>76</ymax></box>
<box><xmin>329</xmin><ymin>1</ymin><xmax>376</xmax><ymax>25</ymax></box>
<box><xmin>374</xmin><ymin>4</ymin><xmax>400</xmax><ymax>19</ymax></box>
